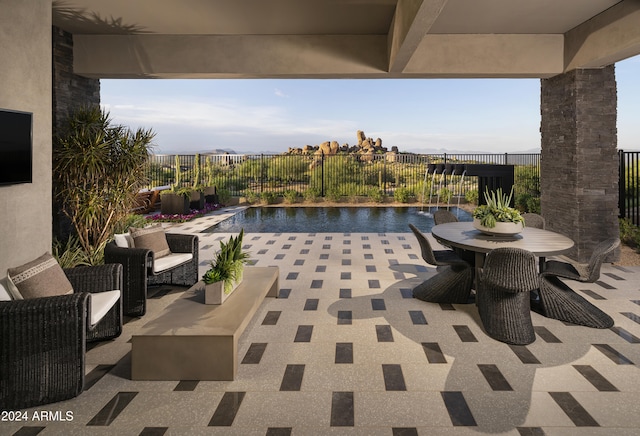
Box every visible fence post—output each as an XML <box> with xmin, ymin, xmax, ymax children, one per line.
<box><xmin>504</xmin><ymin>152</ymin><xmax>508</xmax><ymax>165</ymax></box>
<box><xmin>444</xmin><ymin>153</ymin><xmax>448</xmax><ymax>187</ymax></box>
<box><xmin>321</xmin><ymin>151</ymin><xmax>325</xmax><ymax>197</ymax></box>
<box><xmin>260</xmin><ymin>154</ymin><xmax>264</xmax><ymax>193</ymax></box>
<box><xmin>619</xmin><ymin>149</ymin><xmax>625</xmax><ymax>220</ymax></box>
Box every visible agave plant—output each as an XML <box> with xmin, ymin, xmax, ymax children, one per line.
<box><xmin>472</xmin><ymin>187</ymin><xmax>525</xmax><ymax>228</ymax></box>
<box><xmin>202</xmin><ymin>229</ymin><xmax>250</xmax><ymax>294</ymax></box>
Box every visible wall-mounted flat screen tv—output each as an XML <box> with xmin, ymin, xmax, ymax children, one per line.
<box><xmin>0</xmin><ymin>108</ymin><xmax>33</xmax><ymax>185</ymax></box>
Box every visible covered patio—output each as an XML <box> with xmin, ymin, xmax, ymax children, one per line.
<box><xmin>2</xmin><ymin>1</ymin><xmax>640</xmax><ymax>434</ymax></box>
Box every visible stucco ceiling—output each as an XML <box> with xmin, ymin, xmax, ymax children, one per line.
<box><xmin>52</xmin><ymin>0</ymin><xmax>640</xmax><ymax>79</ymax></box>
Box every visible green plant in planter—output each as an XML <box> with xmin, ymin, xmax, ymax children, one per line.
<box><xmin>472</xmin><ymin>187</ymin><xmax>524</xmax><ymax>228</ymax></box>
<box><xmin>202</xmin><ymin>229</ymin><xmax>250</xmax><ymax>294</ymax></box>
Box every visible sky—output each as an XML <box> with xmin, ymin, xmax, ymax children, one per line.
<box><xmin>100</xmin><ymin>55</ymin><xmax>640</xmax><ymax>156</ymax></box>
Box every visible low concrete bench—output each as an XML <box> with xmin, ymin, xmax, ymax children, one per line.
<box><xmin>131</xmin><ymin>266</ymin><xmax>279</xmax><ymax>381</ymax></box>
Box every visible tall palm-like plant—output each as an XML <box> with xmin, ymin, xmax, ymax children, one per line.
<box><xmin>53</xmin><ymin>106</ymin><xmax>155</xmax><ymax>262</ymax></box>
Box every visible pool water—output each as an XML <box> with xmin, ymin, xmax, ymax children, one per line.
<box><xmin>202</xmin><ymin>206</ymin><xmax>473</xmax><ymax>233</ymax></box>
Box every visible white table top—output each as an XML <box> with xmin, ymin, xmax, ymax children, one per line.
<box><xmin>431</xmin><ymin>222</ymin><xmax>575</xmax><ymax>257</ymax></box>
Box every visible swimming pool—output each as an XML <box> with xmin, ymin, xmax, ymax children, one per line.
<box><xmin>202</xmin><ymin>206</ymin><xmax>473</xmax><ymax>233</ymax></box>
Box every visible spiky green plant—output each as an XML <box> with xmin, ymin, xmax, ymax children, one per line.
<box><xmin>53</xmin><ymin>106</ymin><xmax>155</xmax><ymax>262</ymax></box>
<box><xmin>193</xmin><ymin>153</ymin><xmax>202</xmax><ymax>189</ymax></box>
<box><xmin>472</xmin><ymin>187</ymin><xmax>524</xmax><ymax>228</ymax></box>
<box><xmin>202</xmin><ymin>229</ymin><xmax>250</xmax><ymax>294</ymax></box>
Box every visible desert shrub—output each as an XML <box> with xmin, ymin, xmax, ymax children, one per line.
<box><xmin>620</xmin><ymin>218</ymin><xmax>640</xmax><ymax>251</ymax></box>
<box><xmin>218</xmin><ymin>188</ymin><xmax>231</xmax><ymax>204</ymax></box>
<box><xmin>394</xmin><ymin>187</ymin><xmax>415</xmax><ymax>203</ymax></box>
<box><xmin>303</xmin><ymin>186</ymin><xmax>321</xmax><ymax>202</ymax></box>
<box><xmin>244</xmin><ymin>190</ymin><xmax>259</xmax><ymax>204</ymax></box>
<box><xmin>465</xmin><ymin>189</ymin><xmax>479</xmax><ymax>205</ymax></box>
<box><xmin>438</xmin><ymin>187</ymin><xmax>452</xmax><ymax>204</ymax></box>
<box><xmin>326</xmin><ymin>187</ymin><xmax>342</xmax><ymax>202</ymax></box>
<box><xmin>260</xmin><ymin>190</ymin><xmax>278</xmax><ymax>204</ymax></box>
<box><xmin>526</xmin><ymin>197</ymin><xmax>541</xmax><ymax>214</ymax></box>
<box><xmin>283</xmin><ymin>189</ymin><xmax>300</xmax><ymax>204</ymax></box>
<box><xmin>368</xmin><ymin>187</ymin><xmax>386</xmax><ymax>203</ymax></box>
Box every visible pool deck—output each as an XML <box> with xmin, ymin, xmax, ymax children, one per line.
<box><xmin>6</xmin><ymin>205</ymin><xmax>640</xmax><ymax>435</ymax></box>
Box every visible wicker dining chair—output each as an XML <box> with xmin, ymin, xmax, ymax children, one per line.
<box><xmin>477</xmin><ymin>247</ymin><xmax>539</xmax><ymax>345</ymax></box>
<box><xmin>541</xmin><ymin>238</ymin><xmax>620</xmax><ymax>283</ymax></box>
<box><xmin>536</xmin><ymin>275</ymin><xmax>614</xmax><ymax>328</ymax></box>
<box><xmin>433</xmin><ymin>209</ymin><xmax>459</xmax><ymax>225</ymax></box>
<box><xmin>409</xmin><ymin>223</ymin><xmax>473</xmax><ymax>304</ymax></box>
<box><xmin>522</xmin><ymin>213</ymin><xmax>545</xmax><ymax>229</ymax></box>
<box><xmin>534</xmin><ymin>238</ymin><xmax>619</xmax><ymax>329</ymax></box>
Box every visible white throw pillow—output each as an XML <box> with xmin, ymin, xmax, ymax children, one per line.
<box><xmin>0</xmin><ymin>277</ymin><xmax>13</xmax><ymax>301</ymax></box>
<box><xmin>114</xmin><ymin>232</ymin><xmax>134</xmax><ymax>248</ymax></box>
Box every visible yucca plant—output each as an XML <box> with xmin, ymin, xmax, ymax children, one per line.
<box><xmin>472</xmin><ymin>187</ymin><xmax>524</xmax><ymax>228</ymax></box>
<box><xmin>53</xmin><ymin>106</ymin><xmax>155</xmax><ymax>263</ymax></box>
<box><xmin>202</xmin><ymin>229</ymin><xmax>250</xmax><ymax>294</ymax></box>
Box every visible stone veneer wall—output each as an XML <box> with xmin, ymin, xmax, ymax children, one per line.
<box><xmin>52</xmin><ymin>26</ymin><xmax>100</xmax><ymax>239</ymax></box>
<box><xmin>540</xmin><ymin>66</ymin><xmax>619</xmax><ymax>262</ymax></box>
<box><xmin>52</xmin><ymin>26</ymin><xmax>100</xmax><ymax>137</ymax></box>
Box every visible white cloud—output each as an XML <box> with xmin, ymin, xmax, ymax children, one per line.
<box><xmin>274</xmin><ymin>88</ymin><xmax>288</xmax><ymax>98</ymax></box>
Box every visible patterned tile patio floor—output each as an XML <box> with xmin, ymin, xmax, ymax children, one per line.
<box><xmin>5</xmin><ymin>207</ymin><xmax>640</xmax><ymax>435</ymax></box>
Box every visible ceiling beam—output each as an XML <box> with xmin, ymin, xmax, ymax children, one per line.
<box><xmin>387</xmin><ymin>0</ymin><xmax>449</xmax><ymax>73</ymax></box>
<box><xmin>565</xmin><ymin>0</ymin><xmax>640</xmax><ymax>71</ymax></box>
<box><xmin>73</xmin><ymin>34</ymin><xmax>389</xmax><ymax>78</ymax></box>
<box><xmin>404</xmin><ymin>34</ymin><xmax>565</xmax><ymax>78</ymax></box>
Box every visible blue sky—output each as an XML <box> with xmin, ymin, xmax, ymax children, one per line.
<box><xmin>101</xmin><ymin>55</ymin><xmax>640</xmax><ymax>155</ymax></box>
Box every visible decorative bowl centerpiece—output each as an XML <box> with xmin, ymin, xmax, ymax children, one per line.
<box><xmin>201</xmin><ymin>229</ymin><xmax>250</xmax><ymax>304</ymax></box>
<box><xmin>472</xmin><ymin>187</ymin><xmax>525</xmax><ymax>236</ymax></box>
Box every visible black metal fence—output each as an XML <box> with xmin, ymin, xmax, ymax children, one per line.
<box><xmin>620</xmin><ymin>150</ymin><xmax>640</xmax><ymax>226</ymax></box>
<box><xmin>143</xmin><ymin>152</ymin><xmax>541</xmax><ymax>205</ymax></box>
<box><xmin>142</xmin><ymin>150</ymin><xmax>640</xmax><ymax>223</ymax></box>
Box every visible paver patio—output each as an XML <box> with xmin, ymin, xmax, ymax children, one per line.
<box><xmin>5</xmin><ymin>207</ymin><xmax>640</xmax><ymax>435</ymax></box>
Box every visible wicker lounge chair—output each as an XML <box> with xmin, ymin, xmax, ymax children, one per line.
<box><xmin>0</xmin><ymin>264</ymin><xmax>123</xmax><ymax>409</ymax></box>
<box><xmin>409</xmin><ymin>223</ymin><xmax>473</xmax><ymax>304</ymax></box>
<box><xmin>541</xmin><ymin>238</ymin><xmax>620</xmax><ymax>283</ymax></box>
<box><xmin>104</xmin><ymin>233</ymin><xmax>199</xmax><ymax>316</ymax></box>
<box><xmin>477</xmin><ymin>248</ymin><xmax>538</xmax><ymax>345</ymax></box>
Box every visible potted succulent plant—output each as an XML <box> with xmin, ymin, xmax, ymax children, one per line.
<box><xmin>472</xmin><ymin>187</ymin><xmax>525</xmax><ymax>236</ymax></box>
<box><xmin>202</xmin><ymin>229</ymin><xmax>250</xmax><ymax>304</ymax></box>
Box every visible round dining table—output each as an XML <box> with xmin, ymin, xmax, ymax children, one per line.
<box><xmin>431</xmin><ymin>221</ymin><xmax>575</xmax><ymax>268</ymax></box>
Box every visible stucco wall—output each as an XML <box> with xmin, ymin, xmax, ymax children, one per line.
<box><xmin>0</xmin><ymin>1</ymin><xmax>53</xmax><ymax>274</ymax></box>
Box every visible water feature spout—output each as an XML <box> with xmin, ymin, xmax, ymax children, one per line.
<box><xmin>435</xmin><ymin>169</ymin><xmax>447</xmax><ymax>210</ymax></box>
<box><xmin>456</xmin><ymin>170</ymin><xmax>467</xmax><ymax>218</ymax></box>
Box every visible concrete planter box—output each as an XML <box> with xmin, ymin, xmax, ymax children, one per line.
<box><xmin>161</xmin><ymin>193</ymin><xmax>190</xmax><ymax>215</ymax></box>
<box><xmin>203</xmin><ymin>186</ymin><xmax>219</xmax><ymax>204</ymax></box>
<box><xmin>190</xmin><ymin>190</ymin><xmax>205</xmax><ymax>210</ymax></box>
<box><xmin>202</xmin><ymin>276</ymin><xmax>242</xmax><ymax>305</ymax></box>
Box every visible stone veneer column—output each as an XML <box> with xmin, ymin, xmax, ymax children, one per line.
<box><xmin>52</xmin><ymin>26</ymin><xmax>100</xmax><ymax>137</ymax></box>
<box><xmin>540</xmin><ymin>66</ymin><xmax>619</xmax><ymax>262</ymax></box>
<box><xmin>52</xmin><ymin>26</ymin><xmax>100</xmax><ymax>240</ymax></box>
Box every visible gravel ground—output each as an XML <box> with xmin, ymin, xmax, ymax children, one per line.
<box><xmin>616</xmin><ymin>243</ymin><xmax>640</xmax><ymax>266</ymax></box>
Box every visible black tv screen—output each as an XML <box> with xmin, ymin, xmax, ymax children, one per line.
<box><xmin>0</xmin><ymin>108</ymin><xmax>33</xmax><ymax>185</ymax></box>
